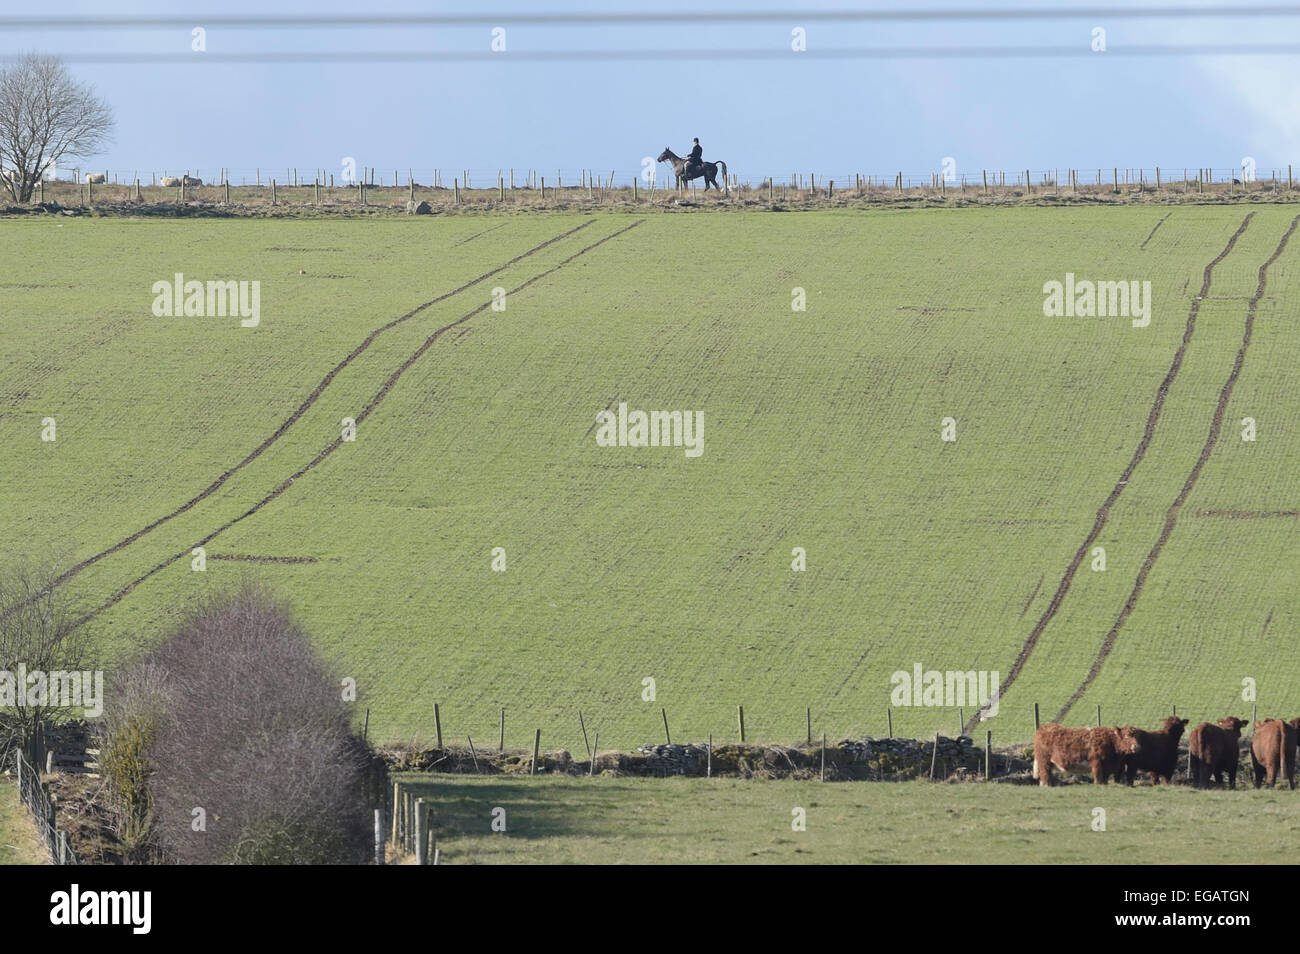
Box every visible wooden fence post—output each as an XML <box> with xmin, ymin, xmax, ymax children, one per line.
<box><xmin>405</xmin><ymin>790</ymin><xmax>414</xmax><ymax>853</ymax></box>
<box><xmin>271</xmin><ymin>179</ymin><xmax>276</xmax><ymax>205</ymax></box>
<box><xmin>590</xmin><ymin>732</ymin><xmax>599</xmax><ymax>776</ymax></box>
<box><xmin>887</xmin><ymin>708</ymin><xmax>893</xmax><ymax>738</ymax></box>
<box><xmin>707</xmin><ymin>734</ymin><xmax>713</xmax><ymax>778</ymax></box>
<box><xmin>579</xmin><ymin>711</ymin><xmax>591</xmax><ymax>758</ymax></box>
<box><xmin>661</xmin><ymin>707</ymin><xmax>671</xmax><ymax>744</ymax></box>
<box><xmin>434</xmin><ymin>703</ymin><xmax>443</xmax><ymax>749</ymax></box>
<box><xmin>499</xmin><ymin>708</ymin><xmax>505</xmax><ymax>751</ymax></box>
<box><xmin>414</xmin><ymin>798</ymin><xmax>426</xmax><ymax>865</ymax></box>
<box><xmin>391</xmin><ymin>782</ymin><xmax>400</xmax><ymax>843</ymax></box>
<box><xmin>468</xmin><ymin>735</ymin><xmax>481</xmax><ymax>773</ymax></box>
<box><xmin>806</xmin><ymin>707</ymin><xmax>812</xmax><ymax>746</ymax></box>
<box><xmin>986</xmin><ymin>730</ymin><xmax>992</xmax><ymax>778</ymax></box>
<box><xmin>821</xmin><ymin>733</ymin><xmax>827</xmax><ymax>782</ymax></box>
<box><xmin>1033</xmin><ymin>702</ymin><xmax>1040</xmax><ymax>731</ymax></box>
<box><xmin>737</xmin><ymin>705</ymin><xmax>746</xmax><ymax>743</ymax></box>
<box><xmin>374</xmin><ymin>809</ymin><xmax>385</xmax><ymax>865</ymax></box>
<box><xmin>531</xmin><ymin>729</ymin><xmax>541</xmax><ymax>775</ymax></box>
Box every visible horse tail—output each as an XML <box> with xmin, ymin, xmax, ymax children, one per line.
<box><xmin>717</xmin><ymin>161</ymin><xmax>728</xmax><ymax>190</ymax></box>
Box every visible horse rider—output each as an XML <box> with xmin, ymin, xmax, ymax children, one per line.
<box><xmin>684</xmin><ymin>138</ymin><xmax>703</xmax><ymax>177</ymax></box>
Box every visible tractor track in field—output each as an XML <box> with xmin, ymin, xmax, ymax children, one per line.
<box><xmin>1054</xmin><ymin>213</ymin><xmax>1300</xmax><ymax>720</ymax></box>
<box><xmin>1139</xmin><ymin>213</ymin><xmax>1171</xmax><ymax>250</ymax></box>
<box><xmin>961</xmin><ymin>212</ymin><xmax>1255</xmax><ymax>735</ymax></box>
<box><xmin>1019</xmin><ymin>574</ymin><xmax>1044</xmax><ymax>619</ymax></box>
<box><xmin>1195</xmin><ymin>508</ymin><xmax>1300</xmax><ymax>518</ymax></box>
<box><xmin>68</xmin><ymin>219</ymin><xmax>645</xmax><ymax>629</ymax></box>
<box><xmin>208</xmin><ymin>553</ymin><xmax>320</xmax><ymax>564</ymax></box>
<box><xmin>26</xmin><ymin>220</ymin><xmax>595</xmax><ymax>603</ymax></box>
<box><xmin>453</xmin><ymin>223</ymin><xmax>507</xmax><ymax>246</ymax></box>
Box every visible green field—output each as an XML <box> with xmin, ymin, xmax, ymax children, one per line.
<box><xmin>0</xmin><ymin>781</ymin><xmax>45</xmax><ymax>865</ymax></box>
<box><xmin>396</xmin><ymin>774</ymin><xmax>1300</xmax><ymax>864</ymax></box>
<box><xmin>3</xmin><ymin>205</ymin><xmax>1299</xmax><ymax>752</ymax></box>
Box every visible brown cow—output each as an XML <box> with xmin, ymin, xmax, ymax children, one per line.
<box><xmin>1119</xmin><ymin>716</ymin><xmax>1189</xmax><ymax>785</ymax></box>
<box><xmin>1033</xmin><ymin>723</ymin><xmax>1133</xmax><ymax>786</ymax></box>
<box><xmin>1250</xmin><ymin>718</ymin><xmax>1300</xmax><ymax>789</ymax></box>
<box><xmin>1188</xmin><ymin>717</ymin><xmax>1248</xmax><ymax>789</ymax></box>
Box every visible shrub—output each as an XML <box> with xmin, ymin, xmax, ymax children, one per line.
<box><xmin>109</xmin><ymin>583</ymin><xmax>373</xmax><ymax>865</ymax></box>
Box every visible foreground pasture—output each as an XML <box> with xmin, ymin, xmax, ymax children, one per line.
<box><xmin>395</xmin><ymin>774</ymin><xmax>1300</xmax><ymax>864</ymax></box>
<box><xmin>0</xmin><ymin>781</ymin><xmax>46</xmax><ymax>865</ymax></box>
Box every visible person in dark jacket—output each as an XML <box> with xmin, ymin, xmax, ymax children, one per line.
<box><xmin>684</xmin><ymin>138</ymin><xmax>703</xmax><ymax>176</ymax></box>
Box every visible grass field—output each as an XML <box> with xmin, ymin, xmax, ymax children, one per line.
<box><xmin>3</xmin><ymin>204</ymin><xmax>1299</xmax><ymax>753</ymax></box>
<box><xmin>396</xmin><ymin>774</ymin><xmax>1300</xmax><ymax>864</ymax></box>
<box><xmin>0</xmin><ymin>780</ymin><xmax>46</xmax><ymax>865</ymax></box>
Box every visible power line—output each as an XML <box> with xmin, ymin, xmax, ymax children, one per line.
<box><xmin>3</xmin><ymin>7</ymin><xmax>1300</xmax><ymax>29</ymax></box>
<box><xmin>5</xmin><ymin>45</ymin><xmax>1300</xmax><ymax>64</ymax></box>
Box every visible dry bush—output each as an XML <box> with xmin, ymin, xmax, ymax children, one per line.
<box><xmin>111</xmin><ymin>583</ymin><xmax>372</xmax><ymax>864</ymax></box>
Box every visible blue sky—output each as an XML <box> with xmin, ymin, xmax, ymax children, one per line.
<box><xmin>4</xmin><ymin>1</ymin><xmax>1300</xmax><ymax>185</ymax></box>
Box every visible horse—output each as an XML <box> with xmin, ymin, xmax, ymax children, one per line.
<box><xmin>657</xmin><ymin>148</ymin><xmax>728</xmax><ymax>193</ymax></box>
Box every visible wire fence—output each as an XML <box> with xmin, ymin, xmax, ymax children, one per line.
<box><xmin>32</xmin><ymin>163</ymin><xmax>1300</xmax><ymax>191</ymax></box>
<box><xmin>13</xmin><ymin>748</ymin><xmax>80</xmax><ymax>866</ymax></box>
<box><xmin>11</xmin><ymin>162</ymin><xmax>1299</xmax><ymax>212</ymax></box>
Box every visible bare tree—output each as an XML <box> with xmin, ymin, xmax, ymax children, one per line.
<box><xmin>0</xmin><ymin>560</ymin><xmax>92</xmax><ymax>763</ymax></box>
<box><xmin>0</xmin><ymin>53</ymin><xmax>114</xmax><ymax>203</ymax></box>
